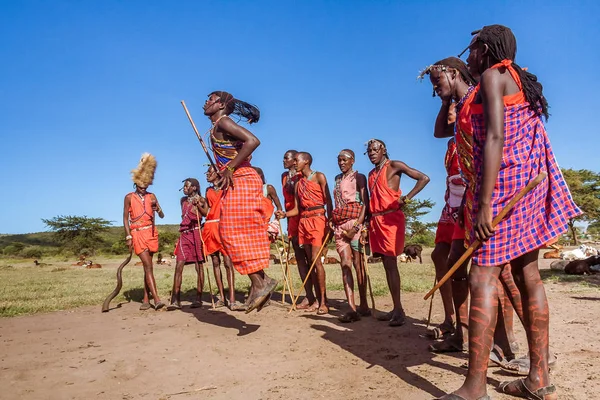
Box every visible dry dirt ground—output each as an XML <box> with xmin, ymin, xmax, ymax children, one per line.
<box><xmin>1</xmin><ymin>258</ymin><xmax>599</xmax><ymax>400</ymax></box>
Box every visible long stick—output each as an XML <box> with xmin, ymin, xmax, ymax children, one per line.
<box><xmin>102</xmin><ymin>250</ymin><xmax>133</xmax><ymax>312</ymax></box>
<box><xmin>288</xmin><ymin>231</ymin><xmax>332</xmax><ymax>313</ymax></box>
<box><xmin>361</xmin><ymin>242</ymin><xmax>376</xmax><ymax>316</ymax></box>
<box><xmin>195</xmin><ymin>207</ymin><xmax>215</xmax><ymax>310</ymax></box>
<box><xmin>278</xmin><ymin>220</ymin><xmax>295</xmax><ymax>304</ymax></box>
<box><xmin>181</xmin><ymin>101</ymin><xmax>218</xmax><ymax>172</ymax></box>
<box><xmin>424</xmin><ymin>172</ymin><xmax>547</xmax><ymax>300</ymax></box>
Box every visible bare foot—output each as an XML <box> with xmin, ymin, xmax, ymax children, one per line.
<box><xmin>304</xmin><ymin>302</ymin><xmax>319</xmax><ymax>312</ymax></box>
<box><xmin>317</xmin><ymin>305</ymin><xmax>329</xmax><ymax>315</ymax></box>
<box><xmin>296</xmin><ymin>298</ymin><xmax>312</xmax><ymax>310</ymax></box>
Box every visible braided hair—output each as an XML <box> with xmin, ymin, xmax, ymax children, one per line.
<box><xmin>472</xmin><ymin>25</ymin><xmax>549</xmax><ymax>120</ymax></box>
<box><xmin>209</xmin><ymin>91</ymin><xmax>261</xmax><ymax>123</ymax></box>
<box><xmin>434</xmin><ymin>57</ymin><xmax>477</xmax><ymax>86</ymax></box>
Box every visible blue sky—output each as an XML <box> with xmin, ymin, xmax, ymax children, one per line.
<box><xmin>1</xmin><ymin>1</ymin><xmax>598</xmax><ymax>234</ymax></box>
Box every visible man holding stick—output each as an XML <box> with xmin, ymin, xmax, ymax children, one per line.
<box><xmin>167</xmin><ymin>178</ymin><xmax>207</xmax><ymax>310</ymax></box>
<box><xmin>276</xmin><ymin>152</ymin><xmax>332</xmax><ymax>315</ymax></box>
<box><xmin>281</xmin><ymin>150</ymin><xmax>314</xmax><ymax>309</ymax></box>
<box><xmin>203</xmin><ymin>90</ymin><xmax>276</xmax><ymax>313</ymax></box>
<box><xmin>437</xmin><ymin>26</ymin><xmax>582</xmax><ymax>400</ymax></box>
<box><xmin>365</xmin><ymin>139</ymin><xmax>429</xmax><ymax>326</ymax></box>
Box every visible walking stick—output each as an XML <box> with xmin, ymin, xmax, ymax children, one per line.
<box><xmin>181</xmin><ymin>101</ymin><xmax>218</xmax><ymax>172</ymax></box>
<box><xmin>361</xmin><ymin>241</ymin><xmax>376</xmax><ymax>317</ymax></box>
<box><xmin>288</xmin><ymin>231</ymin><xmax>332</xmax><ymax>313</ymax></box>
<box><xmin>195</xmin><ymin>207</ymin><xmax>215</xmax><ymax>310</ymax></box>
<box><xmin>278</xmin><ymin>220</ymin><xmax>295</xmax><ymax>304</ymax></box>
<box><xmin>102</xmin><ymin>249</ymin><xmax>133</xmax><ymax>312</ymax></box>
<box><xmin>424</xmin><ymin>172</ymin><xmax>547</xmax><ymax>300</ymax></box>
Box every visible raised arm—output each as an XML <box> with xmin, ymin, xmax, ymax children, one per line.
<box><xmin>434</xmin><ymin>101</ymin><xmax>456</xmax><ymax>138</ymax></box>
<box><xmin>151</xmin><ymin>194</ymin><xmax>164</xmax><ymax>219</ymax></box>
<box><xmin>216</xmin><ymin>117</ymin><xmax>260</xmax><ymax>189</ymax></box>
<box><xmin>390</xmin><ymin>160</ymin><xmax>430</xmax><ymax>206</ymax></box>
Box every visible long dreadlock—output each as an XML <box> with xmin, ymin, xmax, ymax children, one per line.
<box><xmin>209</xmin><ymin>91</ymin><xmax>261</xmax><ymax>123</ymax></box>
<box><xmin>472</xmin><ymin>24</ymin><xmax>549</xmax><ymax>120</ymax></box>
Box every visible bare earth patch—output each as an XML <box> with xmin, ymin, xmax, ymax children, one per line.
<box><xmin>1</xmin><ymin>258</ymin><xmax>599</xmax><ymax>400</ymax></box>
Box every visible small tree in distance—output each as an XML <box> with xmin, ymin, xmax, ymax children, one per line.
<box><xmin>42</xmin><ymin>215</ymin><xmax>112</xmax><ymax>256</ymax></box>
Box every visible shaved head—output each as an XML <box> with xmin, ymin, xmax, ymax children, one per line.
<box><xmin>297</xmin><ymin>151</ymin><xmax>313</xmax><ymax>166</ymax></box>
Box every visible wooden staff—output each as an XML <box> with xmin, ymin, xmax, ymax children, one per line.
<box><xmin>424</xmin><ymin>172</ymin><xmax>548</xmax><ymax>300</ymax></box>
<box><xmin>102</xmin><ymin>250</ymin><xmax>133</xmax><ymax>312</ymax></box>
<box><xmin>361</xmin><ymin>240</ymin><xmax>376</xmax><ymax>316</ymax></box>
<box><xmin>288</xmin><ymin>231</ymin><xmax>332</xmax><ymax>313</ymax></box>
<box><xmin>195</xmin><ymin>207</ymin><xmax>215</xmax><ymax>310</ymax></box>
<box><xmin>277</xmin><ymin>220</ymin><xmax>295</xmax><ymax>304</ymax></box>
<box><xmin>181</xmin><ymin>101</ymin><xmax>218</xmax><ymax>172</ymax></box>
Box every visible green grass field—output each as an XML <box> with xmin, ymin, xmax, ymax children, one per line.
<box><xmin>0</xmin><ymin>254</ymin><xmax>437</xmax><ymax>318</ymax></box>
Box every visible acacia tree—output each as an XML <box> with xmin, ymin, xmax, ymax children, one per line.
<box><xmin>561</xmin><ymin>169</ymin><xmax>600</xmax><ymax>245</ymax></box>
<box><xmin>403</xmin><ymin>199</ymin><xmax>437</xmax><ymax>246</ymax></box>
<box><xmin>42</xmin><ymin>215</ymin><xmax>112</xmax><ymax>255</ymax></box>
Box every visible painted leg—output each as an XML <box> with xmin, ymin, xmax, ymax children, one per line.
<box><xmin>509</xmin><ymin>250</ymin><xmax>551</xmax><ymax>392</ymax></box>
<box><xmin>450</xmin><ymin>264</ymin><xmax>502</xmax><ymax>399</ymax></box>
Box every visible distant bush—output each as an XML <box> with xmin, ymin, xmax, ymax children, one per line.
<box><xmin>110</xmin><ymin>240</ymin><xmax>129</xmax><ymax>255</ymax></box>
<box><xmin>3</xmin><ymin>243</ymin><xmax>26</xmax><ymax>256</ymax></box>
<box><xmin>19</xmin><ymin>246</ymin><xmax>44</xmax><ymax>258</ymax></box>
<box><xmin>159</xmin><ymin>230</ymin><xmax>180</xmax><ymax>253</ymax></box>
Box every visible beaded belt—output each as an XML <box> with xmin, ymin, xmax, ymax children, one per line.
<box><xmin>131</xmin><ymin>225</ymin><xmax>153</xmax><ymax>232</ymax></box>
<box><xmin>301</xmin><ymin>210</ymin><xmax>326</xmax><ymax>219</ymax></box>
<box><xmin>181</xmin><ymin>226</ymin><xmax>199</xmax><ymax>234</ymax></box>
<box><xmin>204</xmin><ymin>219</ymin><xmax>220</xmax><ymax>223</ymax></box>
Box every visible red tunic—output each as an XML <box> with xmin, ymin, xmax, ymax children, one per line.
<box><xmin>219</xmin><ymin>164</ymin><xmax>270</xmax><ymax>275</ymax></box>
<box><xmin>368</xmin><ymin>161</ymin><xmax>405</xmax><ymax>257</ymax></box>
<box><xmin>282</xmin><ymin>171</ymin><xmax>302</xmax><ymax>238</ymax></box>
<box><xmin>202</xmin><ymin>187</ymin><xmax>227</xmax><ymax>256</ymax></box>
<box><xmin>296</xmin><ymin>173</ymin><xmax>327</xmax><ymax>246</ymax></box>
<box><xmin>175</xmin><ymin>200</ymin><xmax>204</xmax><ymax>263</ymax></box>
<box><xmin>128</xmin><ymin>192</ymin><xmax>158</xmax><ymax>256</ymax></box>
<box><xmin>435</xmin><ymin>138</ymin><xmax>466</xmax><ymax>244</ymax></box>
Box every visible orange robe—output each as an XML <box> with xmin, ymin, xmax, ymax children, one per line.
<box><xmin>282</xmin><ymin>171</ymin><xmax>302</xmax><ymax>238</ymax></box>
<box><xmin>368</xmin><ymin>161</ymin><xmax>405</xmax><ymax>257</ymax></box>
<box><xmin>128</xmin><ymin>192</ymin><xmax>159</xmax><ymax>255</ymax></box>
<box><xmin>202</xmin><ymin>187</ymin><xmax>227</xmax><ymax>256</ymax></box>
<box><xmin>297</xmin><ymin>173</ymin><xmax>327</xmax><ymax>247</ymax></box>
